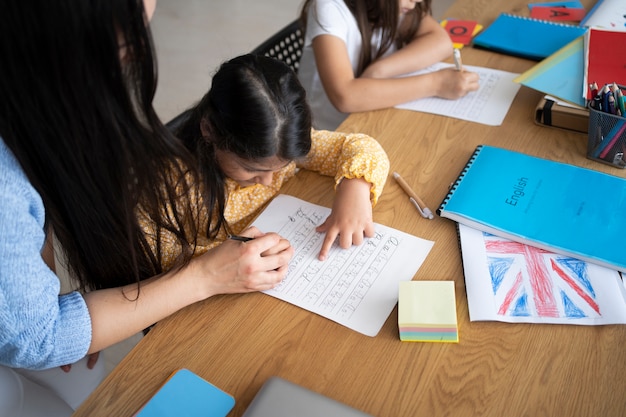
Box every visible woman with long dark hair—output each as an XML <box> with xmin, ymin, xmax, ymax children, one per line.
<box><xmin>0</xmin><ymin>1</ymin><xmax>293</xmax><ymax>413</ymax></box>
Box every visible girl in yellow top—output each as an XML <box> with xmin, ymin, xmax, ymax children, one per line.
<box><xmin>150</xmin><ymin>54</ymin><xmax>389</xmax><ymax>270</ymax></box>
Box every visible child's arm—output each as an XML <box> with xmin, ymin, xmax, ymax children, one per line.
<box><xmin>311</xmin><ymin>28</ymin><xmax>478</xmax><ymax>113</ymax></box>
<box><xmin>299</xmin><ymin>130</ymin><xmax>389</xmax><ymax>203</ymax></box>
<box><xmin>361</xmin><ymin>15</ymin><xmax>453</xmax><ymax>79</ymax></box>
<box><xmin>315</xmin><ymin>177</ymin><xmax>374</xmax><ymax>260</ymax></box>
<box><xmin>298</xmin><ymin>130</ymin><xmax>390</xmax><ymax>260</ymax></box>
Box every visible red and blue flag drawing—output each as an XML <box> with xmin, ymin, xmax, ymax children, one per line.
<box><xmin>484</xmin><ymin>233</ymin><xmax>601</xmax><ymax>319</ymax></box>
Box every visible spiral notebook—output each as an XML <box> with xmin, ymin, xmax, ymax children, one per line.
<box><xmin>436</xmin><ymin>145</ymin><xmax>626</xmax><ymax>273</ymax></box>
<box><xmin>473</xmin><ymin>13</ymin><xmax>588</xmax><ymax>61</ymax></box>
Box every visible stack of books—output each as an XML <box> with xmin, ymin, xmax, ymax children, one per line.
<box><xmin>438</xmin><ymin>145</ymin><xmax>626</xmax><ymax>325</ymax></box>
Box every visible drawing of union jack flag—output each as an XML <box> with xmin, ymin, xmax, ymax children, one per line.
<box><xmin>484</xmin><ymin>233</ymin><xmax>601</xmax><ymax>319</ymax></box>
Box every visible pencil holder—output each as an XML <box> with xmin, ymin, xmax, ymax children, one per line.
<box><xmin>587</xmin><ymin>104</ymin><xmax>626</xmax><ymax>168</ymax></box>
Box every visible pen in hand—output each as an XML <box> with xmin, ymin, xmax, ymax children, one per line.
<box><xmin>392</xmin><ymin>172</ymin><xmax>434</xmax><ymax>220</ymax></box>
<box><xmin>453</xmin><ymin>48</ymin><xmax>463</xmax><ymax>71</ymax></box>
<box><xmin>228</xmin><ymin>234</ymin><xmax>255</xmax><ymax>242</ymax></box>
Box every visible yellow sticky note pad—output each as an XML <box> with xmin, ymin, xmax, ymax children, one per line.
<box><xmin>398</xmin><ymin>281</ymin><xmax>458</xmax><ymax>343</ymax></box>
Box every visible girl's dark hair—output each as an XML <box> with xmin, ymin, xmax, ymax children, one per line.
<box><xmin>300</xmin><ymin>0</ymin><xmax>433</xmax><ymax>76</ymax></box>
<box><xmin>0</xmin><ymin>0</ymin><xmax>204</xmax><ymax>290</ymax></box>
<box><xmin>176</xmin><ymin>54</ymin><xmax>312</xmax><ymax>236</ymax></box>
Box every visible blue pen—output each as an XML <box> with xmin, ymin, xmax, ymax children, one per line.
<box><xmin>608</xmin><ymin>94</ymin><xmax>616</xmax><ymax>115</ymax></box>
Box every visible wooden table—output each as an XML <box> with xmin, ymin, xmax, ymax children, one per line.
<box><xmin>74</xmin><ymin>1</ymin><xmax>626</xmax><ymax>416</ymax></box>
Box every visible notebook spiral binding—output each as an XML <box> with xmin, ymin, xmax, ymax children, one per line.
<box><xmin>501</xmin><ymin>12</ymin><xmax>584</xmax><ymax>28</ymax></box>
<box><xmin>436</xmin><ymin>145</ymin><xmax>484</xmax><ymax>216</ymax></box>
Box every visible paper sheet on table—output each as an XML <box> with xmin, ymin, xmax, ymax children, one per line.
<box><xmin>458</xmin><ymin>223</ymin><xmax>626</xmax><ymax>325</ymax></box>
<box><xmin>395</xmin><ymin>63</ymin><xmax>521</xmax><ymax>126</ymax></box>
<box><xmin>252</xmin><ymin>194</ymin><xmax>434</xmax><ymax>337</ymax></box>
<box><xmin>580</xmin><ymin>0</ymin><xmax>626</xmax><ymax>31</ymax></box>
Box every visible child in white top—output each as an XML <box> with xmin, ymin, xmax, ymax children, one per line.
<box><xmin>298</xmin><ymin>0</ymin><xmax>480</xmax><ymax>130</ymax></box>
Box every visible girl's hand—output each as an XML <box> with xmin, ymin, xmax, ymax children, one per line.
<box><xmin>315</xmin><ymin>178</ymin><xmax>374</xmax><ymax>261</ymax></box>
<box><xmin>190</xmin><ymin>227</ymin><xmax>294</xmax><ymax>296</ymax></box>
<box><xmin>434</xmin><ymin>67</ymin><xmax>480</xmax><ymax>99</ymax></box>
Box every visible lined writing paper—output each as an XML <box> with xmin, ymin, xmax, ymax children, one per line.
<box><xmin>251</xmin><ymin>194</ymin><xmax>434</xmax><ymax>336</ymax></box>
<box><xmin>395</xmin><ymin>63</ymin><xmax>521</xmax><ymax>126</ymax></box>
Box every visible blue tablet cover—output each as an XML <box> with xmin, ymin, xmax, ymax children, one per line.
<box><xmin>135</xmin><ymin>369</ymin><xmax>235</xmax><ymax>417</ymax></box>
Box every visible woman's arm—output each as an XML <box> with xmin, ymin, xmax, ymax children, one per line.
<box><xmin>84</xmin><ymin>229</ymin><xmax>292</xmax><ymax>353</ymax></box>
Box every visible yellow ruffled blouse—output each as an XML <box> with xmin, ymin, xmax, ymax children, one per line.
<box><xmin>143</xmin><ymin>129</ymin><xmax>390</xmax><ymax>270</ymax></box>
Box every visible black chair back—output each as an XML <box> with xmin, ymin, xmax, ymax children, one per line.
<box><xmin>251</xmin><ymin>19</ymin><xmax>304</xmax><ymax>73</ymax></box>
<box><xmin>166</xmin><ymin>19</ymin><xmax>305</xmax><ymax>130</ymax></box>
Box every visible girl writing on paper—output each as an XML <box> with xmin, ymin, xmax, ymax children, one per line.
<box><xmin>143</xmin><ymin>53</ymin><xmax>390</xmax><ymax>266</ymax></box>
<box><xmin>0</xmin><ymin>1</ymin><xmax>292</xmax><ymax>415</ymax></box>
<box><xmin>297</xmin><ymin>0</ymin><xmax>480</xmax><ymax>130</ymax></box>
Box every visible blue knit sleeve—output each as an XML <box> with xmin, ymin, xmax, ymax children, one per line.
<box><xmin>0</xmin><ymin>140</ymin><xmax>92</xmax><ymax>370</ymax></box>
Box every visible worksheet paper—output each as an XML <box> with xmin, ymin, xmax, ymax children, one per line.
<box><xmin>395</xmin><ymin>63</ymin><xmax>521</xmax><ymax>126</ymax></box>
<box><xmin>580</xmin><ymin>0</ymin><xmax>626</xmax><ymax>31</ymax></box>
<box><xmin>458</xmin><ymin>223</ymin><xmax>626</xmax><ymax>325</ymax></box>
<box><xmin>251</xmin><ymin>194</ymin><xmax>434</xmax><ymax>337</ymax></box>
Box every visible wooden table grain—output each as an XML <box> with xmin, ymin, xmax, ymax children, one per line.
<box><xmin>74</xmin><ymin>1</ymin><xmax>626</xmax><ymax>416</ymax></box>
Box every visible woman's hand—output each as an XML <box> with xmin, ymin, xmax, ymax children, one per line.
<box><xmin>316</xmin><ymin>178</ymin><xmax>374</xmax><ymax>261</ymax></box>
<box><xmin>84</xmin><ymin>228</ymin><xmax>293</xmax><ymax>354</ymax></box>
<box><xmin>190</xmin><ymin>227</ymin><xmax>294</xmax><ymax>296</ymax></box>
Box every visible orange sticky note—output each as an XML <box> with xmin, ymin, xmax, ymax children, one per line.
<box><xmin>441</xmin><ymin>20</ymin><xmax>479</xmax><ymax>46</ymax></box>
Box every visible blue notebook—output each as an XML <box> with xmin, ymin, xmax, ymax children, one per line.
<box><xmin>134</xmin><ymin>369</ymin><xmax>235</xmax><ymax>417</ymax></box>
<box><xmin>473</xmin><ymin>13</ymin><xmax>588</xmax><ymax>61</ymax></box>
<box><xmin>437</xmin><ymin>145</ymin><xmax>626</xmax><ymax>272</ymax></box>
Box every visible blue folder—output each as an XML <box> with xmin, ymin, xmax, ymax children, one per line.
<box><xmin>473</xmin><ymin>13</ymin><xmax>588</xmax><ymax>61</ymax></box>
